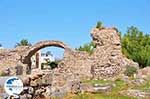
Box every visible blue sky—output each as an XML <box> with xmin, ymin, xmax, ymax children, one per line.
<box><xmin>0</xmin><ymin>0</ymin><xmax>149</xmax><ymax>58</ymax></box>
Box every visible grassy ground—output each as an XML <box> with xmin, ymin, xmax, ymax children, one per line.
<box><xmin>51</xmin><ymin>79</ymin><xmax>137</xmax><ymax>99</ymax></box>
<box><xmin>63</xmin><ymin>79</ymin><xmax>150</xmax><ymax>99</ymax></box>
<box><xmin>82</xmin><ymin>79</ymin><xmax>112</xmax><ymax>84</ymax></box>
<box><xmin>82</xmin><ymin>79</ymin><xmax>128</xmax><ymax>94</ymax></box>
<box><xmin>132</xmin><ymin>80</ymin><xmax>150</xmax><ymax>91</ymax></box>
<box><xmin>64</xmin><ymin>93</ymin><xmax>137</xmax><ymax>99</ymax></box>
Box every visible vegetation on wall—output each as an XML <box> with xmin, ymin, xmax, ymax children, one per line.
<box><xmin>96</xmin><ymin>21</ymin><xmax>104</xmax><ymax>29</ymax></box>
<box><xmin>124</xmin><ymin>66</ymin><xmax>137</xmax><ymax>77</ymax></box>
<box><xmin>15</xmin><ymin>39</ymin><xmax>32</xmax><ymax>47</ymax></box>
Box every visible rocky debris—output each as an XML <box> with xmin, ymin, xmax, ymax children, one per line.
<box><xmin>93</xmin><ymin>85</ymin><xmax>112</xmax><ymax>93</ymax></box>
<box><xmin>20</xmin><ymin>94</ymin><xmax>32</xmax><ymax>99</ymax></box>
<box><xmin>20</xmin><ymin>71</ymin><xmax>52</xmax><ymax>98</ymax></box>
<box><xmin>132</xmin><ymin>78</ymin><xmax>146</xmax><ymax>86</ymax></box>
<box><xmin>81</xmin><ymin>83</ymin><xmax>113</xmax><ymax>93</ymax></box>
<box><xmin>121</xmin><ymin>90</ymin><xmax>150</xmax><ymax>99</ymax></box>
<box><xmin>22</xmin><ymin>76</ymin><xmax>83</xmax><ymax>98</ymax></box>
<box><xmin>22</xmin><ymin>77</ymin><xmax>31</xmax><ymax>86</ymax></box>
<box><xmin>50</xmin><ymin>88</ymin><xmax>67</xmax><ymax>99</ymax></box>
<box><xmin>69</xmin><ymin>80</ymin><xmax>82</xmax><ymax>94</ymax></box>
<box><xmin>121</xmin><ymin>75</ymin><xmax>130</xmax><ymax>82</ymax></box>
<box><xmin>121</xmin><ymin>75</ymin><xmax>147</xmax><ymax>87</ymax></box>
<box><xmin>137</xmin><ymin>67</ymin><xmax>150</xmax><ymax>80</ymax></box>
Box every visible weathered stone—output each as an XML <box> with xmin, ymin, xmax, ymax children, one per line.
<box><xmin>30</xmin><ymin>80</ymin><xmax>38</xmax><ymax>87</ymax></box>
<box><xmin>81</xmin><ymin>83</ymin><xmax>113</xmax><ymax>93</ymax></box>
<box><xmin>0</xmin><ymin>46</ymin><xmax>29</xmax><ymax>75</ymax></box>
<box><xmin>70</xmin><ymin>81</ymin><xmax>82</xmax><ymax>94</ymax></box>
<box><xmin>137</xmin><ymin>67</ymin><xmax>150</xmax><ymax>80</ymax></box>
<box><xmin>19</xmin><ymin>72</ymin><xmax>53</xmax><ymax>98</ymax></box>
<box><xmin>90</xmin><ymin>28</ymin><xmax>138</xmax><ymax>80</ymax></box>
<box><xmin>81</xmin><ymin>83</ymin><xmax>94</xmax><ymax>92</ymax></box>
<box><xmin>22</xmin><ymin>40</ymin><xmax>72</xmax><ymax>65</ymax></box>
<box><xmin>27</xmin><ymin>87</ymin><xmax>34</xmax><ymax>94</ymax></box>
<box><xmin>133</xmin><ymin>78</ymin><xmax>145</xmax><ymax>86</ymax></box>
<box><xmin>0</xmin><ymin>28</ymin><xmax>138</xmax><ymax>91</ymax></box>
<box><xmin>22</xmin><ymin>77</ymin><xmax>31</xmax><ymax>86</ymax></box>
<box><xmin>93</xmin><ymin>84</ymin><xmax>112</xmax><ymax>93</ymax></box>
<box><xmin>15</xmin><ymin>65</ymin><xmax>23</xmax><ymax>75</ymax></box>
<box><xmin>20</xmin><ymin>94</ymin><xmax>32</xmax><ymax>99</ymax></box>
<box><xmin>42</xmin><ymin>73</ymin><xmax>52</xmax><ymax>85</ymax></box>
<box><xmin>120</xmin><ymin>89</ymin><xmax>150</xmax><ymax>99</ymax></box>
<box><xmin>32</xmin><ymin>95</ymin><xmax>46</xmax><ymax>99</ymax></box>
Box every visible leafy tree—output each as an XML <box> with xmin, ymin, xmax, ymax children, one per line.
<box><xmin>122</xmin><ymin>26</ymin><xmax>150</xmax><ymax>68</ymax></box>
<box><xmin>76</xmin><ymin>42</ymin><xmax>96</xmax><ymax>55</ymax></box>
<box><xmin>15</xmin><ymin>39</ymin><xmax>31</xmax><ymax>47</ymax></box>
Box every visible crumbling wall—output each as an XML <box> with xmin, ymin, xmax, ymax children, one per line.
<box><xmin>0</xmin><ymin>46</ymin><xmax>29</xmax><ymax>75</ymax></box>
<box><xmin>90</xmin><ymin>27</ymin><xmax>138</xmax><ymax>79</ymax></box>
<box><xmin>0</xmin><ymin>27</ymin><xmax>138</xmax><ymax>80</ymax></box>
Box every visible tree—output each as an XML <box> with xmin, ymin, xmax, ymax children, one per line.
<box><xmin>41</xmin><ymin>60</ymin><xmax>58</xmax><ymax>70</ymax></box>
<box><xmin>0</xmin><ymin>43</ymin><xmax>2</xmax><ymax>47</ymax></box>
<box><xmin>122</xmin><ymin>26</ymin><xmax>150</xmax><ymax>68</ymax></box>
<box><xmin>15</xmin><ymin>39</ymin><xmax>31</xmax><ymax>47</ymax></box>
<box><xmin>49</xmin><ymin>61</ymin><xmax>58</xmax><ymax>69</ymax></box>
<box><xmin>76</xmin><ymin>42</ymin><xmax>96</xmax><ymax>55</ymax></box>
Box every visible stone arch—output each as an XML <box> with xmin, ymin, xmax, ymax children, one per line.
<box><xmin>22</xmin><ymin>40</ymin><xmax>72</xmax><ymax>72</ymax></box>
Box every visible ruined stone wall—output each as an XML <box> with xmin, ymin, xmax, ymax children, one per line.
<box><xmin>52</xmin><ymin>50</ymin><xmax>92</xmax><ymax>88</ymax></box>
<box><xmin>90</xmin><ymin>28</ymin><xmax>138</xmax><ymax>80</ymax></box>
<box><xmin>0</xmin><ymin>27</ymin><xmax>138</xmax><ymax>80</ymax></box>
<box><xmin>0</xmin><ymin>46</ymin><xmax>29</xmax><ymax>75</ymax></box>
<box><xmin>51</xmin><ymin>27</ymin><xmax>139</xmax><ymax>81</ymax></box>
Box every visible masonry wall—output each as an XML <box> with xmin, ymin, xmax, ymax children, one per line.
<box><xmin>0</xmin><ymin>27</ymin><xmax>138</xmax><ymax>80</ymax></box>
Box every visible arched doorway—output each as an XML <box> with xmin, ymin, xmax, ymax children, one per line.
<box><xmin>22</xmin><ymin>40</ymin><xmax>72</xmax><ymax>74</ymax></box>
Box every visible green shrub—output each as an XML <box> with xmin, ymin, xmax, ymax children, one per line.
<box><xmin>15</xmin><ymin>39</ymin><xmax>31</xmax><ymax>47</ymax></box>
<box><xmin>49</xmin><ymin>61</ymin><xmax>58</xmax><ymax>69</ymax></box>
<box><xmin>122</xmin><ymin>26</ymin><xmax>150</xmax><ymax>68</ymax></box>
<box><xmin>0</xmin><ymin>71</ymin><xmax>8</xmax><ymax>76</ymax></box>
<box><xmin>124</xmin><ymin>66</ymin><xmax>137</xmax><ymax>77</ymax></box>
<box><xmin>41</xmin><ymin>61</ymin><xmax>58</xmax><ymax>70</ymax></box>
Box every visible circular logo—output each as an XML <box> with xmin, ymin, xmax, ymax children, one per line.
<box><xmin>4</xmin><ymin>76</ymin><xmax>23</xmax><ymax>97</ymax></box>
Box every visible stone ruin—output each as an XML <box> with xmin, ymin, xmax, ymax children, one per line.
<box><xmin>0</xmin><ymin>27</ymin><xmax>139</xmax><ymax>98</ymax></box>
<box><xmin>0</xmin><ymin>27</ymin><xmax>138</xmax><ymax>79</ymax></box>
